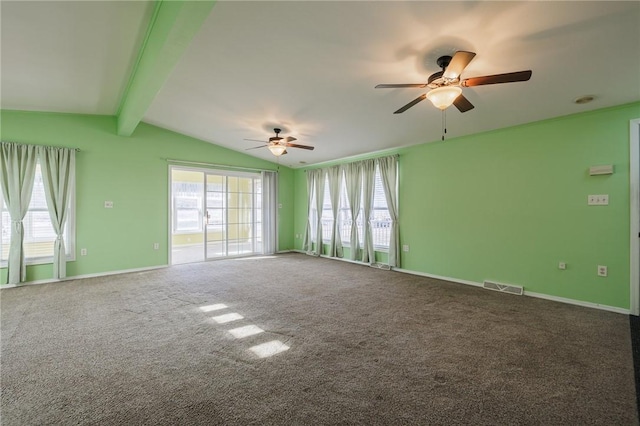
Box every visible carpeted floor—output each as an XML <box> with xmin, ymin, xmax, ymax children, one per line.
<box><xmin>1</xmin><ymin>253</ymin><xmax>637</xmax><ymax>425</ymax></box>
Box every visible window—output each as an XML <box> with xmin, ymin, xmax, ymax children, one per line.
<box><xmin>337</xmin><ymin>166</ymin><xmax>391</xmax><ymax>250</ymax></box>
<box><xmin>172</xmin><ymin>181</ymin><xmax>204</xmax><ymax>233</ymax></box>
<box><xmin>321</xmin><ymin>174</ymin><xmax>333</xmax><ymax>242</ymax></box>
<box><xmin>338</xmin><ymin>175</ymin><xmax>356</xmax><ymax>246</ymax></box>
<box><xmin>371</xmin><ymin>164</ymin><xmax>392</xmax><ymax>248</ymax></box>
<box><xmin>0</xmin><ymin>163</ymin><xmax>75</xmax><ymax>265</ymax></box>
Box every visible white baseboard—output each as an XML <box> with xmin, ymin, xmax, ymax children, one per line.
<box><xmin>394</xmin><ymin>267</ymin><xmax>629</xmax><ymax>314</ymax></box>
<box><xmin>392</xmin><ymin>267</ymin><xmax>484</xmax><ymax>288</ymax></box>
<box><xmin>0</xmin><ymin>265</ymin><xmax>168</xmax><ymax>289</ymax></box>
<box><xmin>289</xmin><ymin>255</ymin><xmax>630</xmax><ymax>315</ymax></box>
<box><xmin>522</xmin><ymin>290</ymin><xmax>630</xmax><ymax>315</ymax></box>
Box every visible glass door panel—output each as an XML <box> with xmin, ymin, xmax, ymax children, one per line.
<box><xmin>206</xmin><ymin>174</ymin><xmax>226</xmax><ymax>259</ymax></box>
<box><xmin>171</xmin><ymin>169</ymin><xmax>205</xmax><ymax>264</ymax></box>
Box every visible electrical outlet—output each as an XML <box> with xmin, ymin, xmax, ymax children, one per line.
<box><xmin>153</xmin><ymin>243</ymin><xmax>159</xmax><ymax>250</ymax></box>
<box><xmin>558</xmin><ymin>262</ymin><xmax>566</xmax><ymax>270</ymax></box>
<box><xmin>597</xmin><ymin>265</ymin><xmax>608</xmax><ymax>277</ymax></box>
<box><xmin>80</xmin><ymin>248</ymin><xmax>87</xmax><ymax>256</ymax></box>
<box><xmin>104</xmin><ymin>201</ymin><xmax>114</xmax><ymax>208</ymax></box>
<box><xmin>587</xmin><ymin>195</ymin><xmax>609</xmax><ymax>206</ymax></box>
<box><xmin>402</xmin><ymin>244</ymin><xmax>409</xmax><ymax>252</ymax></box>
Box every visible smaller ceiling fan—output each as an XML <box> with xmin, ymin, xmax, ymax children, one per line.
<box><xmin>376</xmin><ymin>51</ymin><xmax>532</xmax><ymax>114</ymax></box>
<box><xmin>245</xmin><ymin>128</ymin><xmax>314</xmax><ymax>157</ymax></box>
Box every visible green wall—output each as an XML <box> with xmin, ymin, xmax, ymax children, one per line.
<box><xmin>293</xmin><ymin>102</ymin><xmax>640</xmax><ymax>310</ymax></box>
<box><xmin>3</xmin><ymin>103</ymin><xmax>638</xmax><ymax>310</ymax></box>
<box><xmin>0</xmin><ymin>110</ymin><xmax>294</xmax><ymax>282</ymax></box>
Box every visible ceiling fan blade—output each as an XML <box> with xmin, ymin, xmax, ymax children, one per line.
<box><xmin>462</xmin><ymin>70</ymin><xmax>532</xmax><ymax>87</ymax></box>
<box><xmin>453</xmin><ymin>94</ymin><xmax>474</xmax><ymax>113</ymax></box>
<box><xmin>285</xmin><ymin>143</ymin><xmax>314</xmax><ymax>150</ymax></box>
<box><xmin>375</xmin><ymin>83</ymin><xmax>427</xmax><ymax>89</ymax></box>
<box><xmin>244</xmin><ymin>138</ymin><xmax>266</xmax><ymax>143</ymax></box>
<box><xmin>443</xmin><ymin>51</ymin><xmax>476</xmax><ymax>80</ymax></box>
<box><xmin>393</xmin><ymin>94</ymin><xmax>427</xmax><ymax>114</ymax></box>
<box><xmin>285</xmin><ymin>136</ymin><xmax>297</xmax><ymax>142</ymax></box>
<box><xmin>245</xmin><ymin>145</ymin><xmax>267</xmax><ymax>151</ymax></box>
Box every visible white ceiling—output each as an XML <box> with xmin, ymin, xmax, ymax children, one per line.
<box><xmin>2</xmin><ymin>1</ymin><xmax>639</xmax><ymax>167</ymax></box>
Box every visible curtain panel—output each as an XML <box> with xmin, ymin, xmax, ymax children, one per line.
<box><xmin>360</xmin><ymin>159</ymin><xmax>377</xmax><ymax>264</ymax></box>
<box><xmin>342</xmin><ymin>162</ymin><xmax>362</xmax><ymax>261</ymax></box>
<box><xmin>326</xmin><ymin>166</ymin><xmax>343</xmax><ymax>258</ymax></box>
<box><xmin>377</xmin><ymin>155</ymin><xmax>399</xmax><ymax>267</ymax></box>
<box><xmin>0</xmin><ymin>142</ymin><xmax>38</xmax><ymax>284</ymax></box>
<box><xmin>261</xmin><ymin>171</ymin><xmax>278</xmax><ymax>255</ymax></box>
<box><xmin>312</xmin><ymin>169</ymin><xmax>326</xmax><ymax>256</ymax></box>
<box><xmin>0</xmin><ymin>142</ymin><xmax>76</xmax><ymax>284</ymax></box>
<box><xmin>302</xmin><ymin>168</ymin><xmax>324</xmax><ymax>256</ymax></box>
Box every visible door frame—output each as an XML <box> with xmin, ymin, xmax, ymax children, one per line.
<box><xmin>630</xmin><ymin>118</ymin><xmax>640</xmax><ymax>316</ymax></box>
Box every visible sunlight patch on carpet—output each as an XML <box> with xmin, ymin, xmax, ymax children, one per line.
<box><xmin>211</xmin><ymin>313</ymin><xmax>244</xmax><ymax>324</ymax></box>
<box><xmin>199</xmin><ymin>304</ymin><xmax>228</xmax><ymax>312</ymax></box>
<box><xmin>228</xmin><ymin>325</ymin><xmax>264</xmax><ymax>339</ymax></box>
<box><xmin>249</xmin><ymin>340</ymin><xmax>290</xmax><ymax>358</ymax></box>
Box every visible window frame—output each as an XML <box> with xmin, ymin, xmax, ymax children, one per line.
<box><xmin>0</xmin><ymin>161</ymin><xmax>76</xmax><ymax>267</ymax></box>
<box><xmin>337</xmin><ymin>166</ymin><xmax>392</xmax><ymax>252</ymax></box>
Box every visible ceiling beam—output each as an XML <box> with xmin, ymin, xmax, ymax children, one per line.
<box><xmin>116</xmin><ymin>0</ymin><xmax>216</xmax><ymax>136</ymax></box>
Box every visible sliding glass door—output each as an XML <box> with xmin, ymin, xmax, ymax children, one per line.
<box><xmin>170</xmin><ymin>166</ymin><xmax>266</xmax><ymax>265</ymax></box>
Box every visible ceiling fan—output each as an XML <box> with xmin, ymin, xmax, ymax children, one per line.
<box><xmin>245</xmin><ymin>128</ymin><xmax>314</xmax><ymax>157</ymax></box>
<box><xmin>376</xmin><ymin>51</ymin><xmax>532</xmax><ymax>114</ymax></box>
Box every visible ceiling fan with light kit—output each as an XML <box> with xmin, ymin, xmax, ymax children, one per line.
<box><xmin>376</xmin><ymin>50</ymin><xmax>532</xmax><ymax>118</ymax></box>
<box><xmin>245</xmin><ymin>128</ymin><xmax>314</xmax><ymax>157</ymax></box>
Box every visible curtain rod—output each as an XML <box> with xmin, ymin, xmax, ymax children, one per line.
<box><xmin>165</xmin><ymin>158</ymin><xmax>276</xmax><ymax>173</ymax></box>
<box><xmin>303</xmin><ymin>153</ymin><xmax>399</xmax><ymax>171</ymax></box>
<box><xmin>1</xmin><ymin>141</ymin><xmax>80</xmax><ymax>151</ymax></box>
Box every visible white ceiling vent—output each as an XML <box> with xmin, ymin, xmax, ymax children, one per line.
<box><xmin>483</xmin><ymin>280</ymin><xmax>523</xmax><ymax>296</ymax></box>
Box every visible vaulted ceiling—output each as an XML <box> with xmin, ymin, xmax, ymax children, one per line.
<box><xmin>2</xmin><ymin>1</ymin><xmax>639</xmax><ymax>167</ymax></box>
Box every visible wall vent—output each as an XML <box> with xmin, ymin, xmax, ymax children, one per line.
<box><xmin>482</xmin><ymin>280</ymin><xmax>523</xmax><ymax>296</ymax></box>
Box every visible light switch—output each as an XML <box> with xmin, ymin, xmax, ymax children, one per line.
<box><xmin>104</xmin><ymin>201</ymin><xmax>114</xmax><ymax>208</ymax></box>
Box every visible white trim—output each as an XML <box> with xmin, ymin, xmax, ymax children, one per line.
<box><xmin>523</xmin><ymin>290</ymin><xmax>630</xmax><ymax>315</ymax></box>
<box><xmin>393</xmin><ymin>267</ymin><xmax>629</xmax><ymax>314</ymax></box>
<box><xmin>0</xmin><ymin>265</ymin><xmax>168</xmax><ymax>289</ymax></box>
<box><xmin>630</xmin><ymin>118</ymin><xmax>640</xmax><ymax>316</ymax></box>
<box><xmin>168</xmin><ymin>164</ymin><xmax>174</xmax><ymax>266</ymax></box>
<box><xmin>392</xmin><ymin>267</ymin><xmax>483</xmax><ymax>288</ymax></box>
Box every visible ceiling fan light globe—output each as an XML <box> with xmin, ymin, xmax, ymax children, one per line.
<box><xmin>426</xmin><ymin>86</ymin><xmax>462</xmax><ymax>110</ymax></box>
<box><xmin>268</xmin><ymin>144</ymin><xmax>287</xmax><ymax>157</ymax></box>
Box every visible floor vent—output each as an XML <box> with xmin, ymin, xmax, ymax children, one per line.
<box><xmin>482</xmin><ymin>280</ymin><xmax>523</xmax><ymax>296</ymax></box>
<box><xmin>370</xmin><ymin>263</ymin><xmax>391</xmax><ymax>271</ymax></box>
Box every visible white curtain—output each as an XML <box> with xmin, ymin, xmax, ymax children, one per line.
<box><xmin>327</xmin><ymin>166</ymin><xmax>343</xmax><ymax>258</ymax></box>
<box><xmin>343</xmin><ymin>162</ymin><xmax>362</xmax><ymax>260</ymax></box>
<box><xmin>377</xmin><ymin>155</ymin><xmax>399</xmax><ymax>267</ymax></box>
<box><xmin>302</xmin><ymin>170</ymin><xmax>314</xmax><ymax>253</ymax></box>
<box><xmin>360</xmin><ymin>159</ymin><xmax>376</xmax><ymax>264</ymax></box>
<box><xmin>313</xmin><ymin>169</ymin><xmax>326</xmax><ymax>256</ymax></box>
<box><xmin>261</xmin><ymin>171</ymin><xmax>278</xmax><ymax>255</ymax></box>
<box><xmin>0</xmin><ymin>142</ymin><xmax>38</xmax><ymax>284</ymax></box>
<box><xmin>303</xmin><ymin>169</ymin><xmax>323</xmax><ymax>255</ymax></box>
<box><xmin>37</xmin><ymin>146</ymin><xmax>75</xmax><ymax>279</ymax></box>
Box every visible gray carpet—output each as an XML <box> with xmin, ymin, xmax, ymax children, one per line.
<box><xmin>1</xmin><ymin>253</ymin><xmax>637</xmax><ymax>425</ymax></box>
